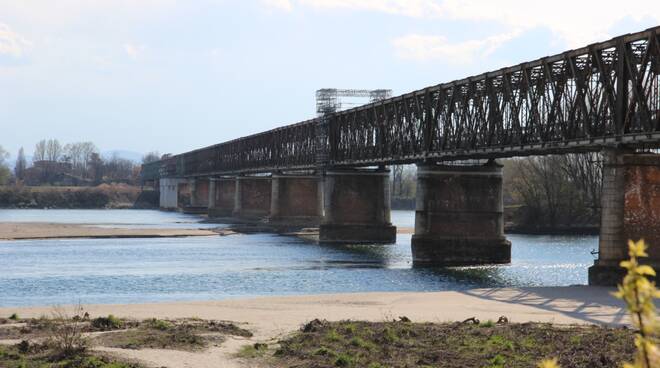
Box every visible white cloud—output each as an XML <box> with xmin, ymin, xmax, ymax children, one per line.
<box><xmin>123</xmin><ymin>43</ymin><xmax>145</xmax><ymax>60</ymax></box>
<box><xmin>263</xmin><ymin>0</ymin><xmax>660</xmax><ymax>48</ymax></box>
<box><xmin>0</xmin><ymin>23</ymin><xmax>31</xmax><ymax>59</ymax></box>
<box><xmin>393</xmin><ymin>30</ymin><xmax>521</xmax><ymax>63</ymax></box>
<box><xmin>437</xmin><ymin>0</ymin><xmax>660</xmax><ymax>48</ymax></box>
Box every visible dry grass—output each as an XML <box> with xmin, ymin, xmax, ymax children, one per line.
<box><xmin>266</xmin><ymin>319</ymin><xmax>636</xmax><ymax>368</ymax></box>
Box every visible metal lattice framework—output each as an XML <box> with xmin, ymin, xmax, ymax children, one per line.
<box><xmin>142</xmin><ymin>26</ymin><xmax>660</xmax><ymax>180</ymax></box>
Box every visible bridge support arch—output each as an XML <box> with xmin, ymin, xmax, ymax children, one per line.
<box><xmin>589</xmin><ymin>150</ymin><xmax>660</xmax><ymax>285</ymax></box>
<box><xmin>319</xmin><ymin>168</ymin><xmax>396</xmax><ymax>244</ymax></box>
<box><xmin>269</xmin><ymin>173</ymin><xmax>322</xmax><ymax>225</ymax></box>
<box><xmin>233</xmin><ymin>176</ymin><xmax>272</xmax><ymax>220</ymax></box>
<box><xmin>412</xmin><ymin>161</ymin><xmax>511</xmax><ymax>266</ymax></box>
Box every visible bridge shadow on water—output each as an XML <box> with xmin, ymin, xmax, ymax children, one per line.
<box><xmin>304</xmin><ymin>241</ymin><xmax>628</xmax><ymax>326</ymax></box>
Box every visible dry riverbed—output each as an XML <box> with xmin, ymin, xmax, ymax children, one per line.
<box><xmin>0</xmin><ymin>222</ymin><xmax>234</xmax><ymax>240</ymax></box>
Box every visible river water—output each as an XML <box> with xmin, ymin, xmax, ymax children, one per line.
<box><xmin>0</xmin><ymin>210</ymin><xmax>598</xmax><ymax>307</ymax></box>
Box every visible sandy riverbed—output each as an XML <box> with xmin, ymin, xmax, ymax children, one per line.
<box><xmin>0</xmin><ymin>222</ymin><xmax>222</xmax><ymax>240</ymax></box>
<box><xmin>0</xmin><ymin>287</ymin><xmax>626</xmax><ymax>368</ymax></box>
<box><xmin>0</xmin><ymin>222</ymin><xmax>414</xmax><ymax>240</ymax></box>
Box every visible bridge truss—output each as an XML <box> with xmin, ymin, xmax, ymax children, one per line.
<box><xmin>147</xmin><ymin>26</ymin><xmax>660</xmax><ymax>179</ymax></box>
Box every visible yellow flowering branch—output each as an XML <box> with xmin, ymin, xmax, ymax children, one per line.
<box><xmin>613</xmin><ymin>239</ymin><xmax>659</xmax><ymax>368</ymax></box>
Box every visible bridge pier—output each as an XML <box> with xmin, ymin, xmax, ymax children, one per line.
<box><xmin>589</xmin><ymin>151</ymin><xmax>660</xmax><ymax>286</ymax></box>
<box><xmin>269</xmin><ymin>173</ymin><xmax>322</xmax><ymax>225</ymax></box>
<box><xmin>319</xmin><ymin>168</ymin><xmax>396</xmax><ymax>244</ymax></box>
<box><xmin>411</xmin><ymin>161</ymin><xmax>511</xmax><ymax>266</ymax></box>
<box><xmin>159</xmin><ymin>178</ymin><xmax>185</xmax><ymax>210</ymax></box>
<box><xmin>208</xmin><ymin>177</ymin><xmax>236</xmax><ymax>218</ymax></box>
<box><xmin>233</xmin><ymin>176</ymin><xmax>272</xmax><ymax>220</ymax></box>
<box><xmin>180</xmin><ymin>178</ymin><xmax>209</xmax><ymax>214</ymax></box>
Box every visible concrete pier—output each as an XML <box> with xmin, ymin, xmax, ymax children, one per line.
<box><xmin>208</xmin><ymin>177</ymin><xmax>236</xmax><ymax>218</ymax></box>
<box><xmin>269</xmin><ymin>173</ymin><xmax>322</xmax><ymax>225</ymax></box>
<box><xmin>319</xmin><ymin>168</ymin><xmax>396</xmax><ymax>244</ymax></box>
<box><xmin>233</xmin><ymin>176</ymin><xmax>272</xmax><ymax>220</ymax></box>
<box><xmin>411</xmin><ymin>161</ymin><xmax>511</xmax><ymax>266</ymax></box>
<box><xmin>589</xmin><ymin>151</ymin><xmax>660</xmax><ymax>285</ymax></box>
<box><xmin>159</xmin><ymin>178</ymin><xmax>185</xmax><ymax>210</ymax></box>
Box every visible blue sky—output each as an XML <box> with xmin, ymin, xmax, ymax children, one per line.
<box><xmin>1</xmin><ymin>0</ymin><xmax>659</xmax><ymax>159</ymax></box>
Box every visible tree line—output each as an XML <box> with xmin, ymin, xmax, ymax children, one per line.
<box><xmin>0</xmin><ymin>139</ymin><xmax>161</xmax><ymax>186</ymax></box>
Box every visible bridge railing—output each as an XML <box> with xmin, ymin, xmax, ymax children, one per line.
<box><xmin>328</xmin><ymin>26</ymin><xmax>660</xmax><ymax>165</ymax></box>
<box><xmin>179</xmin><ymin>118</ymin><xmax>319</xmax><ymax>176</ymax></box>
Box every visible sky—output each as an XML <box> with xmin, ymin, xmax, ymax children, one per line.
<box><xmin>1</xmin><ymin>0</ymin><xmax>659</xmax><ymax>160</ymax></box>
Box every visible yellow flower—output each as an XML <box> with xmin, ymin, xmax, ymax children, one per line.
<box><xmin>629</xmin><ymin>239</ymin><xmax>648</xmax><ymax>258</ymax></box>
<box><xmin>537</xmin><ymin>358</ymin><xmax>561</xmax><ymax>368</ymax></box>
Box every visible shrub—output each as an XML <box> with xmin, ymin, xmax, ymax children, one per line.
<box><xmin>147</xmin><ymin>319</ymin><xmax>173</xmax><ymax>331</ymax></box>
<box><xmin>48</xmin><ymin>305</ymin><xmax>88</xmax><ymax>357</ymax></box>
<box><xmin>91</xmin><ymin>315</ymin><xmax>123</xmax><ymax>331</ymax></box>
<box><xmin>8</xmin><ymin>313</ymin><xmax>19</xmax><ymax>321</ymax></box>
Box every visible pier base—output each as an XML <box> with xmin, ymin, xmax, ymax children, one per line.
<box><xmin>412</xmin><ymin>161</ymin><xmax>511</xmax><ymax>266</ymax></box>
<box><xmin>589</xmin><ymin>151</ymin><xmax>660</xmax><ymax>285</ymax></box>
<box><xmin>319</xmin><ymin>168</ymin><xmax>396</xmax><ymax>244</ymax></box>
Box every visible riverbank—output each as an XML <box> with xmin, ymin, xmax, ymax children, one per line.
<box><xmin>0</xmin><ymin>222</ymin><xmax>225</xmax><ymax>240</ymax></box>
<box><xmin>0</xmin><ymin>287</ymin><xmax>626</xmax><ymax>368</ymax></box>
<box><xmin>0</xmin><ymin>185</ymin><xmax>158</xmax><ymax>209</ymax></box>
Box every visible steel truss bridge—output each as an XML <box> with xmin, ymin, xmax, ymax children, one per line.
<box><xmin>144</xmin><ymin>26</ymin><xmax>660</xmax><ymax>180</ymax></box>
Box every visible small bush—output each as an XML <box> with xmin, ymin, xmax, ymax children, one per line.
<box><xmin>313</xmin><ymin>346</ymin><xmax>335</xmax><ymax>356</ymax></box>
<box><xmin>334</xmin><ymin>353</ymin><xmax>354</xmax><ymax>367</ymax></box>
<box><xmin>91</xmin><ymin>315</ymin><xmax>123</xmax><ymax>331</ymax></box>
<box><xmin>236</xmin><ymin>343</ymin><xmax>268</xmax><ymax>358</ymax></box>
<box><xmin>479</xmin><ymin>320</ymin><xmax>495</xmax><ymax>328</ymax></box>
<box><xmin>48</xmin><ymin>305</ymin><xmax>88</xmax><ymax>357</ymax></box>
<box><xmin>325</xmin><ymin>329</ymin><xmax>343</xmax><ymax>342</ymax></box>
<box><xmin>147</xmin><ymin>319</ymin><xmax>172</xmax><ymax>331</ymax></box>
<box><xmin>8</xmin><ymin>313</ymin><xmax>19</xmax><ymax>321</ymax></box>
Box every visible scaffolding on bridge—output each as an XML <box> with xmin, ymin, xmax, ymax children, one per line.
<box><xmin>316</xmin><ymin>89</ymin><xmax>392</xmax><ymax>116</ymax></box>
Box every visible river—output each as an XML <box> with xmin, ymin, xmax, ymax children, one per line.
<box><xmin>0</xmin><ymin>209</ymin><xmax>598</xmax><ymax>307</ymax></box>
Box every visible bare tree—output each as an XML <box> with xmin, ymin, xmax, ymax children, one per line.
<box><xmin>391</xmin><ymin>165</ymin><xmax>404</xmax><ymax>197</ymax></box>
<box><xmin>142</xmin><ymin>151</ymin><xmax>161</xmax><ymax>164</ymax></box>
<box><xmin>45</xmin><ymin>139</ymin><xmax>63</xmax><ymax>162</ymax></box>
<box><xmin>510</xmin><ymin>153</ymin><xmax>601</xmax><ymax>228</ymax></box>
<box><xmin>33</xmin><ymin>140</ymin><xmax>47</xmax><ymax>162</ymax></box>
<box><xmin>103</xmin><ymin>154</ymin><xmax>135</xmax><ymax>183</ymax></box>
<box><xmin>64</xmin><ymin>142</ymin><xmax>99</xmax><ymax>178</ymax></box>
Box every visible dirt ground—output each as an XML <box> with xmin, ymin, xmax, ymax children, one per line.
<box><xmin>0</xmin><ymin>287</ymin><xmax>627</xmax><ymax>368</ymax></box>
